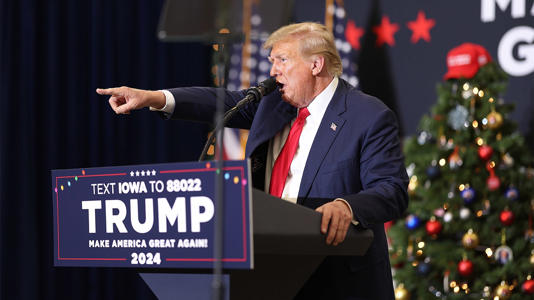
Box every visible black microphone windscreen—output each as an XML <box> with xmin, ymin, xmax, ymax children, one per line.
<box><xmin>259</xmin><ymin>77</ymin><xmax>277</xmax><ymax>95</ymax></box>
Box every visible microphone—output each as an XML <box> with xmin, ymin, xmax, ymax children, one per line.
<box><xmin>198</xmin><ymin>77</ymin><xmax>277</xmax><ymax>161</ymax></box>
<box><xmin>235</xmin><ymin>77</ymin><xmax>277</xmax><ymax>109</ymax></box>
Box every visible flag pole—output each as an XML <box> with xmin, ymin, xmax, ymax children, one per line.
<box><xmin>325</xmin><ymin>0</ymin><xmax>334</xmax><ymax>32</ymax></box>
<box><xmin>240</xmin><ymin>0</ymin><xmax>252</xmax><ymax>89</ymax></box>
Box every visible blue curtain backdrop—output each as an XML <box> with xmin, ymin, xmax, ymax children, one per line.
<box><xmin>0</xmin><ymin>0</ymin><xmax>212</xmax><ymax>298</ymax></box>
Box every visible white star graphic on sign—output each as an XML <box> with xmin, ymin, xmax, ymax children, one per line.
<box><xmin>146</xmin><ymin>170</ymin><xmax>151</xmax><ymax>176</ymax></box>
<box><xmin>130</xmin><ymin>171</ymin><xmax>134</xmax><ymax>177</ymax></box>
<box><xmin>135</xmin><ymin>171</ymin><xmax>140</xmax><ymax>176</ymax></box>
<box><xmin>152</xmin><ymin>170</ymin><xmax>156</xmax><ymax>175</ymax></box>
<box><xmin>141</xmin><ymin>170</ymin><xmax>145</xmax><ymax>176</ymax></box>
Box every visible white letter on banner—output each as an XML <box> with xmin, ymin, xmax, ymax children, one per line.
<box><xmin>190</xmin><ymin>196</ymin><xmax>214</xmax><ymax>232</ymax></box>
<box><xmin>82</xmin><ymin>200</ymin><xmax>102</xmax><ymax>233</ymax></box>
<box><xmin>130</xmin><ymin>198</ymin><xmax>154</xmax><ymax>234</ymax></box>
<box><xmin>498</xmin><ymin>26</ymin><xmax>534</xmax><ymax>76</ymax></box>
<box><xmin>481</xmin><ymin>0</ymin><xmax>525</xmax><ymax>22</ymax></box>
<box><xmin>105</xmin><ymin>200</ymin><xmax>128</xmax><ymax>233</ymax></box>
<box><xmin>158</xmin><ymin>197</ymin><xmax>187</xmax><ymax>233</ymax></box>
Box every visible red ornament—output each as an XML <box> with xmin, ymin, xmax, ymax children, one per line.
<box><xmin>500</xmin><ymin>210</ymin><xmax>515</xmax><ymax>226</ymax></box>
<box><xmin>457</xmin><ymin>259</ymin><xmax>473</xmax><ymax>277</ymax></box>
<box><xmin>487</xmin><ymin>173</ymin><xmax>501</xmax><ymax>191</ymax></box>
<box><xmin>426</xmin><ymin>218</ymin><xmax>442</xmax><ymax>235</ymax></box>
<box><xmin>522</xmin><ymin>279</ymin><xmax>534</xmax><ymax>294</ymax></box>
<box><xmin>478</xmin><ymin>145</ymin><xmax>493</xmax><ymax>161</ymax></box>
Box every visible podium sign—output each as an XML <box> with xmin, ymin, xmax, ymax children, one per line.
<box><xmin>51</xmin><ymin>160</ymin><xmax>253</xmax><ymax>269</ymax></box>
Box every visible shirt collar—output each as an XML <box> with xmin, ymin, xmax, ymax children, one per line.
<box><xmin>299</xmin><ymin>76</ymin><xmax>338</xmax><ymax>121</ymax></box>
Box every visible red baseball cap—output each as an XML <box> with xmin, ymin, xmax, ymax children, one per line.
<box><xmin>443</xmin><ymin>43</ymin><xmax>492</xmax><ymax>80</ymax></box>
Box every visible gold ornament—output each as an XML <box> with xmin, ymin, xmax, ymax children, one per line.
<box><xmin>494</xmin><ymin>281</ymin><xmax>511</xmax><ymax>300</ymax></box>
<box><xmin>462</xmin><ymin>229</ymin><xmax>479</xmax><ymax>249</ymax></box>
<box><xmin>486</xmin><ymin>110</ymin><xmax>503</xmax><ymax>129</ymax></box>
<box><xmin>408</xmin><ymin>176</ymin><xmax>418</xmax><ymax>195</ymax></box>
<box><xmin>530</xmin><ymin>250</ymin><xmax>534</xmax><ymax>264</ymax></box>
<box><xmin>394</xmin><ymin>284</ymin><xmax>410</xmax><ymax>300</ymax></box>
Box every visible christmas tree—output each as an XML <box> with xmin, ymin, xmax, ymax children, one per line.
<box><xmin>388</xmin><ymin>43</ymin><xmax>534</xmax><ymax>300</ymax></box>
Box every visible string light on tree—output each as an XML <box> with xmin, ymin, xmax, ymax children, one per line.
<box><xmin>443</xmin><ymin>211</ymin><xmax>453</xmax><ymax>223</ymax></box>
<box><xmin>459</xmin><ymin>207</ymin><xmax>471</xmax><ymax>219</ymax></box>
<box><xmin>461</xmin><ymin>82</ymin><xmax>473</xmax><ymax>99</ymax></box>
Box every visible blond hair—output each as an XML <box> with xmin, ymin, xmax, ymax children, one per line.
<box><xmin>263</xmin><ymin>22</ymin><xmax>342</xmax><ymax>77</ymax></box>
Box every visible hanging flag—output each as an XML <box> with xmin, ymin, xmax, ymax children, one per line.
<box><xmin>325</xmin><ymin>0</ymin><xmax>360</xmax><ymax>88</ymax></box>
<box><xmin>222</xmin><ymin>0</ymin><xmax>272</xmax><ymax>160</ymax></box>
<box><xmin>227</xmin><ymin>2</ymin><xmax>272</xmax><ymax>91</ymax></box>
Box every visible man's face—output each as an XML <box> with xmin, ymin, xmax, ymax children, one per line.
<box><xmin>269</xmin><ymin>40</ymin><xmax>315</xmax><ymax>108</ymax></box>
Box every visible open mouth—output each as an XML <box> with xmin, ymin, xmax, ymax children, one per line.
<box><xmin>277</xmin><ymin>82</ymin><xmax>285</xmax><ymax>92</ymax></box>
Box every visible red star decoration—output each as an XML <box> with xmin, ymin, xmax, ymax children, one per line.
<box><xmin>407</xmin><ymin>10</ymin><xmax>436</xmax><ymax>43</ymax></box>
<box><xmin>373</xmin><ymin>16</ymin><xmax>399</xmax><ymax>47</ymax></box>
<box><xmin>345</xmin><ymin>20</ymin><xmax>365</xmax><ymax>50</ymax></box>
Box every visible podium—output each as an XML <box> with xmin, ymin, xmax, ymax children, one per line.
<box><xmin>140</xmin><ymin>189</ymin><xmax>373</xmax><ymax>300</ymax></box>
<box><xmin>52</xmin><ymin>161</ymin><xmax>373</xmax><ymax>299</ymax></box>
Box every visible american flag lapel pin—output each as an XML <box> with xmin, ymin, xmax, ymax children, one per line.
<box><xmin>330</xmin><ymin>122</ymin><xmax>337</xmax><ymax>131</ymax></box>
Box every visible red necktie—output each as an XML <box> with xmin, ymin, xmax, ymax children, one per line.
<box><xmin>269</xmin><ymin>107</ymin><xmax>310</xmax><ymax>198</ymax></box>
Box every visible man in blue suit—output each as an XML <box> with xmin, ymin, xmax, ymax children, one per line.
<box><xmin>98</xmin><ymin>22</ymin><xmax>408</xmax><ymax>299</ymax></box>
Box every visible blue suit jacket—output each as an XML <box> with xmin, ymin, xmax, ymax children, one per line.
<box><xmin>170</xmin><ymin>79</ymin><xmax>408</xmax><ymax>299</ymax></box>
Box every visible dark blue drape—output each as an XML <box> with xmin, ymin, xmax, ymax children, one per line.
<box><xmin>1</xmin><ymin>0</ymin><xmax>213</xmax><ymax>298</ymax></box>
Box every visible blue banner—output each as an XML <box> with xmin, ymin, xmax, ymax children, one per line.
<box><xmin>51</xmin><ymin>160</ymin><xmax>253</xmax><ymax>269</ymax></box>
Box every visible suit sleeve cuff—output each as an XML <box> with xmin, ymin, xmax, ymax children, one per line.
<box><xmin>334</xmin><ymin>198</ymin><xmax>359</xmax><ymax>226</ymax></box>
<box><xmin>149</xmin><ymin>90</ymin><xmax>175</xmax><ymax>116</ymax></box>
